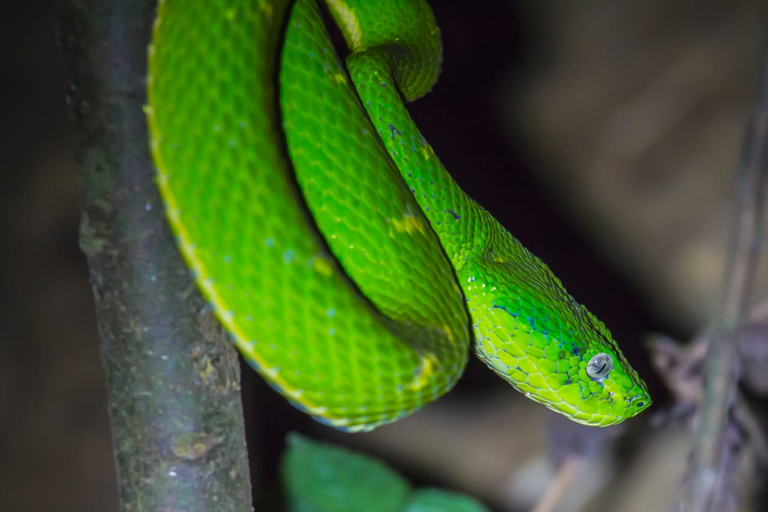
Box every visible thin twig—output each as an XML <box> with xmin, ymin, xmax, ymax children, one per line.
<box><xmin>732</xmin><ymin>393</ymin><xmax>768</xmax><ymax>467</ymax></box>
<box><xmin>681</xmin><ymin>44</ymin><xmax>768</xmax><ymax>512</ymax></box>
<box><xmin>530</xmin><ymin>457</ymin><xmax>585</xmax><ymax>512</ymax></box>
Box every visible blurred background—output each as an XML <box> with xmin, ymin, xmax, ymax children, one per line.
<box><xmin>3</xmin><ymin>0</ymin><xmax>767</xmax><ymax>510</ymax></box>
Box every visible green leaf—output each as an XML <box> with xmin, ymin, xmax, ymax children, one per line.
<box><xmin>282</xmin><ymin>433</ymin><xmax>410</xmax><ymax>512</ymax></box>
<box><xmin>402</xmin><ymin>489</ymin><xmax>491</xmax><ymax>512</ymax></box>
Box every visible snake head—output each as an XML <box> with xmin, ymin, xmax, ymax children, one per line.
<box><xmin>566</xmin><ymin>344</ymin><xmax>652</xmax><ymax>426</ymax></box>
<box><xmin>468</xmin><ymin>250</ymin><xmax>652</xmax><ymax>427</ymax></box>
<box><xmin>543</xmin><ymin>305</ymin><xmax>652</xmax><ymax>426</ymax></box>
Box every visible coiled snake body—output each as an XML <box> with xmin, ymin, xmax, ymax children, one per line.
<box><xmin>147</xmin><ymin>0</ymin><xmax>651</xmax><ymax>431</ymax></box>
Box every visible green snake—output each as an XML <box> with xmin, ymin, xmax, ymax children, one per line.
<box><xmin>146</xmin><ymin>0</ymin><xmax>651</xmax><ymax>431</ymax></box>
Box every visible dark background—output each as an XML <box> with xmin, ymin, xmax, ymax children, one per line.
<box><xmin>2</xmin><ymin>0</ymin><xmax>764</xmax><ymax>510</ymax></box>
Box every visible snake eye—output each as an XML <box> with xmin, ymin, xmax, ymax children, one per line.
<box><xmin>636</xmin><ymin>401</ymin><xmax>646</xmax><ymax>408</ymax></box>
<box><xmin>586</xmin><ymin>353</ymin><xmax>613</xmax><ymax>381</ymax></box>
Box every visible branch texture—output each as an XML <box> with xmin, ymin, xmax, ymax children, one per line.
<box><xmin>57</xmin><ymin>0</ymin><xmax>254</xmax><ymax>509</ymax></box>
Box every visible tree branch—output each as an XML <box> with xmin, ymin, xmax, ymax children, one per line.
<box><xmin>57</xmin><ymin>0</ymin><xmax>254</xmax><ymax>509</ymax></box>
<box><xmin>682</xmin><ymin>45</ymin><xmax>768</xmax><ymax>512</ymax></box>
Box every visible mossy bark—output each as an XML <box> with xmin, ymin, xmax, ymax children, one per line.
<box><xmin>57</xmin><ymin>1</ymin><xmax>254</xmax><ymax>509</ymax></box>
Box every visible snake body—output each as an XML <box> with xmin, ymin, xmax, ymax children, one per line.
<box><xmin>147</xmin><ymin>0</ymin><xmax>651</xmax><ymax>431</ymax></box>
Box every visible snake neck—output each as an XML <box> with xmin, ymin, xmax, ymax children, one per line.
<box><xmin>346</xmin><ymin>50</ymin><xmax>494</xmax><ymax>273</ymax></box>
